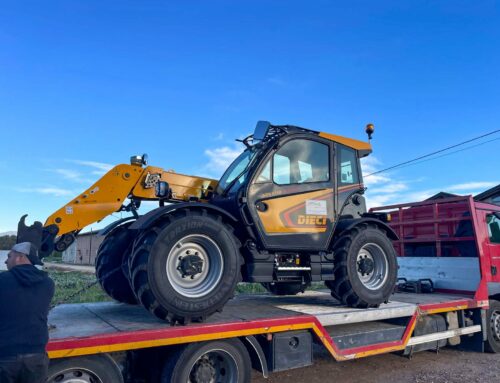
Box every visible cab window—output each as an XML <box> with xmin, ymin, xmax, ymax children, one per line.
<box><xmin>487</xmin><ymin>214</ymin><xmax>500</xmax><ymax>244</ymax></box>
<box><xmin>269</xmin><ymin>139</ymin><xmax>329</xmax><ymax>185</ymax></box>
<box><xmin>338</xmin><ymin>146</ymin><xmax>360</xmax><ymax>185</ymax></box>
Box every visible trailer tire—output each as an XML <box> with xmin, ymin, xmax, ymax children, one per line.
<box><xmin>129</xmin><ymin>209</ymin><xmax>242</xmax><ymax>323</ymax></box>
<box><xmin>329</xmin><ymin>223</ymin><xmax>397</xmax><ymax>308</ymax></box>
<box><xmin>46</xmin><ymin>354</ymin><xmax>123</xmax><ymax>383</ymax></box>
<box><xmin>95</xmin><ymin>224</ymin><xmax>137</xmax><ymax>304</ymax></box>
<box><xmin>485</xmin><ymin>300</ymin><xmax>500</xmax><ymax>353</ymax></box>
<box><xmin>261</xmin><ymin>282</ymin><xmax>305</xmax><ymax>296</ymax></box>
<box><xmin>161</xmin><ymin>339</ymin><xmax>251</xmax><ymax>383</ymax></box>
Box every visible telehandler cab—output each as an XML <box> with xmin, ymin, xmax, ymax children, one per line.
<box><xmin>18</xmin><ymin>121</ymin><xmax>398</xmax><ymax>323</ymax></box>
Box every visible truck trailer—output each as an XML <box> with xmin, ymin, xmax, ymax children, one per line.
<box><xmin>45</xmin><ymin>195</ymin><xmax>500</xmax><ymax>382</ymax></box>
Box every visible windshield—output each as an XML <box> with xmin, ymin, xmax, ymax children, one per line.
<box><xmin>217</xmin><ymin>149</ymin><xmax>255</xmax><ymax>194</ymax></box>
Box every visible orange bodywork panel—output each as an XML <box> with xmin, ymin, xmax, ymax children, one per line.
<box><xmin>44</xmin><ymin>164</ymin><xmax>217</xmax><ymax>236</ymax></box>
<box><xmin>131</xmin><ymin>167</ymin><xmax>218</xmax><ymax>202</ymax></box>
<box><xmin>257</xmin><ymin>189</ymin><xmax>334</xmax><ymax>234</ymax></box>
<box><xmin>318</xmin><ymin>132</ymin><xmax>372</xmax><ymax>153</ymax></box>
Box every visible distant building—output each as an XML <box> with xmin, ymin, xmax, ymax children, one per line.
<box><xmin>475</xmin><ymin>184</ymin><xmax>500</xmax><ymax>206</ymax></box>
<box><xmin>62</xmin><ymin>232</ymin><xmax>104</xmax><ymax>265</ymax></box>
<box><xmin>425</xmin><ymin>192</ymin><xmax>461</xmax><ymax>201</ymax></box>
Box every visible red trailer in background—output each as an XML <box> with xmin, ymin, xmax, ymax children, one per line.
<box><xmin>45</xmin><ymin>196</ymin><xmax>500</xmax><ymax>382</ymax></box>
<box><xmin>370</xmin><ymin>196</ymin><xmax>500</xmax><ymax>304</ymax></box>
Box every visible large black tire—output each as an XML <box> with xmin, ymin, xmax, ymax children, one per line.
<box><xmin>95</xmin><ymin>224</ymin><xmax>137</xmax><ymax>304</ymax></box>
<box><xmin>328</xmin><ymin>223</ymin><xmax>397</xmax><ymax>308</ymax></box>
<box><xmin>324</xmin><ymin>281</ymin><xmax>341</xmax><ymax>302</ymax></box>
<box><xmin>47</xmin><ymin>354</ymin><xmax>123</xmax><ymax>383</ymax></box>
<box><xmin>485</xmin><ymin>300</ymin><xmax>500</xmax><ymax>353</ymax></box>
<box><xmin>261</xmin><ymin>282</ymin><xmax>306</xmax><ymax>296</ymax></box>
<box><xmin>161</xmin><ymin>339</ymin><xmax>251</xmax><ymax>383</ymax></box>
<box><xmin>129</xmin><ymin>209</ymin><xmax>242</xmax><ymax>323</ymax></box>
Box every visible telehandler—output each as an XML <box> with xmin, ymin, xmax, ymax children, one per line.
<box><xmin>18</xmin><ymin>121</ymin><xmax>398</xmax><ymax>323</ymax></box>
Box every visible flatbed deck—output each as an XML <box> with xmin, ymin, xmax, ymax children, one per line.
<box><xmin>47</xmin><ymin>290</ymin><xmax>483</xmax><ymax>361</ymax></box>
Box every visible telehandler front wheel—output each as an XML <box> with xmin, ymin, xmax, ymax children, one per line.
<box><xmin>95</xmin><ymin>224</ymin><xmax>137</xmax><ymax>304</ymax></box>
<box><xmin>329</xmin><ymin>223</ymin><xmax>397</xmax><ymax>308</ymax></box>
<box><xmin>129</xmin><ymin>210</ymin><xmax>242</xmax><ymax>323</ymax></box>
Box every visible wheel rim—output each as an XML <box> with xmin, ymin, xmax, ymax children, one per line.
<box><xmin>47</xmin><ymin>368</ymin><xmax>103</xmax><ymax>383</ymax></box>
<box><xmin>490</xmin><ymin>310</ymin><xmax>500</xmax><ymax>342</ymax></box>
<box><xmin>188</xmin><ymin>349</ymin><xmax>239</xmax><ymax>383</ymax></box>
<box><xmin>166</xmin><ymin>234</ymin><xmax>224</xmax><ymax>298</ymax></box>
<box><xmin>356</xmin><ymin>243</ymin><xmax>389</xmax><ymax>290</ymax></box>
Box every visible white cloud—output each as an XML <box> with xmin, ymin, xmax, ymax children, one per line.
<box><xmin>17</xmin><ymin>187</ymin><xmax>73</xmax><ymax>197</ymax></box>
<box><xmin>447</xmin><ymin>182</ymin><xmax>498</xmax><ymax>192</ymax></box>
<box><xmin>203</xmin><ymin>144</ymin><xmax>243</xmax><ymax>177</ymax></box>
<box><xmin>212</xmin><ymin>133</ymin><xmax>224</xmax><ymax>141</ymax></box>
<box><xmin>68</xmin><ymin>160</ymin><xmax>114</xmax><ymax>175</ymax></box>
<box><xmin>361</xmin><ymin>156</ymin><xmax>392</xmax><ymax>186</ymax></box>
<box><xmin>369</xmin><ymin>182</ymin><xmax>409</xmax><ymax>194</ymax></box>
<box><xmin>47</xmin><ymin>168</ymin><xmax>94</xmax><ymax>184</ymax></box>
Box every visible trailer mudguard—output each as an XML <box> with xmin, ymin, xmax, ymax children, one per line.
<box><xmin>128</xmin><ymin>202</ymin><xmax>239</xmax><ymax>231</ymax></box>
<box><xmin>332</xmin><ymin>218</ymin><xmax>399</xmax><ymax>242</ymax></box>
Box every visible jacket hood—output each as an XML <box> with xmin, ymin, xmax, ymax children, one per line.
<box><xmin>10</xmin><ymin>264</ymin><xmax>49</xmax><ymax>286</ymax></box>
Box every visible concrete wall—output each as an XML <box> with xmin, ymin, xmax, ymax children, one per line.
<box><xmin>62</xmin><ymin>234</ymin><xmax>104</xmax><ymax>265</ymax></box>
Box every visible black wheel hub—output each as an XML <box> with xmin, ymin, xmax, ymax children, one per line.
<box><xmin>178</xmin><ymin>254</ymin><xmax>204</xmax><ymax>278</ymax></box>
<box><xmin>358</xmin><ymin>258</ymin><xmax>375</xmax><ymax>275</ymax></box>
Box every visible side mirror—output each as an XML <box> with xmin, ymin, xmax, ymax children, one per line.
<box><xmin>253</xmin><ymin>121</ymin><xmax>271</xmax><ymax>142</ymax></box>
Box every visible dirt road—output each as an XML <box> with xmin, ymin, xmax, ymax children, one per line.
<box><xmin>252</xmin><ymin>345</ymin><xmax>500</xmax><ymax>383</ymax></box>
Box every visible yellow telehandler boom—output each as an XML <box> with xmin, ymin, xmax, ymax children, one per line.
<box><xmin>18</xmin><ymin>154</ymin><xmax>216</xmax><ymax>257</ymax></box>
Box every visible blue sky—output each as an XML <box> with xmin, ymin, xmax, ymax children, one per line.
<box><xmin>0</xmin><ymin>1</ymin><xmax>498</xmax><ymax>233</ymax></box>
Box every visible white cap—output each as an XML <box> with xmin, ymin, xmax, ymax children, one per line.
<box><xmin>11</xmin><ymin>242</ymin><xmax>43</xmax><ymax>265</ymax></box>
<box><xmin>11</xmin><ymin>242</ymin><xmax>32</xmax><ymax>256</ymax></box>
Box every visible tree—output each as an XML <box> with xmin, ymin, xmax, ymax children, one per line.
<box><xmin>0</xmin><ymin>235</ymin><xmax>17</xmax><ymax>250</ymax></box>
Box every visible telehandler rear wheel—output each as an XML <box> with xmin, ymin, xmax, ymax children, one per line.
<box><xmin>95</xmin><ymin>224</ymin><xmax>137</xmax><ymax>304</ymax></box>
<box><xmin>129</xmin><ymin>209</ymin><xmax>242</xmax><ymax>324</ymax></box>
<box><xmin>261</xmin><ymin>282</ymin><xmax>306</xmax><ymax>296</ymax></box>
<box><xmin>329</xmin><ymin>223</ymin><xmax>397</xmax><ymax>308</ymax></box>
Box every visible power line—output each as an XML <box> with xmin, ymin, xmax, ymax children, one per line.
<box><xmin>365</xmin><ymin>129</ymin><xmax>500</xmax><ymax>177</ymax></box>
<box><xmin>389</xmin><ymin>137</ymin><xmax>500</xmax><ymax>172</ymax></box>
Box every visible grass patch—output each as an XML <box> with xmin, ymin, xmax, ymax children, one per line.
<box><xmin>46</xmin><ymin>269</ymin><xmax>329</xmax><ymax>307</ymax></box>
<box><xmin>48</xmin><ymin>270</ymin><xmax>111</xmax><ymax>305</ymax></box>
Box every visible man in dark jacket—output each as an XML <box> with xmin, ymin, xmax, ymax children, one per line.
<box><xmin>0</xmin><ymin>242</ymin><xmax>55</xmax><ymax>383</ymax></box>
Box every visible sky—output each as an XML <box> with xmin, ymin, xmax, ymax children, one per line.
<box><xmin>0</xmin><ymin>1</ymin><xmax>498</xmax><ymax>233</ymax></box>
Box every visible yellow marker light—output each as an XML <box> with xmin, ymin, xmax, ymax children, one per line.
<box><xmin>365</xmin><ymin>123</ymin><xmax>375</xmax><ymax>140</ymax></box>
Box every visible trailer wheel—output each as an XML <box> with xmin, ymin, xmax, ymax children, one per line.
<box><xmin>95</xmin><ymin>223</ymin><xmax>137</xmax><ymax>304</ymax></box>
<box><xmin>261</xmin><ymin>282</ymin><xmax>305</xmax><ymax>296</ymax></box>
<box><xmin>161</xmin><ymin>339</ymin><xmax>251</xmax><ymax>383</ymax></box>
<box><xmin>329</xmin><ymin>223</ymin><xmax>397</xmax><ymax>308</ymax></box>
<box><xmin>129</xmin><ymin>209</ymin><xmax>242</xmax><ymax>323</ymax></box>
<box><xmin>46</xmin><ymin>354</ymin><xmax>123</xmax><ymax>383</ymax></box>
<box><xmin>485</xmin><ymin>300</ymin><xmax>500</xmax><ymax>353</ymax></box>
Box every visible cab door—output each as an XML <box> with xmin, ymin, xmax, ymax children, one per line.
<box><xmin>246</xmin><ymin>136</ymin><xmax>335</xmax><ymax>251</ymax></box>
<box><xmin>484</xmin><ymin>211</ymin><xmax>500</xmax><ymax>282</ymax></box>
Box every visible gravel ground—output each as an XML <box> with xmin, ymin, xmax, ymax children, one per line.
<box><xmin>252</xmin><ymin>345</ymin><xmax>500</xmax><ymax>383</ymax></box>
